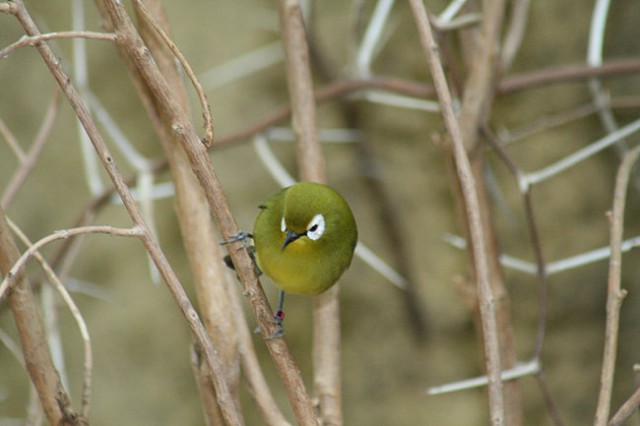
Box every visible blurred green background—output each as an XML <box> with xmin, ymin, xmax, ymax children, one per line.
<box><xmin>2</xmin><ymin>1</ymin><xmax>640</xmax><ymax>425</ymax></box>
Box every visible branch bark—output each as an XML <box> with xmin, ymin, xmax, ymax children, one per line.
<box><xmin>129</xmin><ymin>1</ymin><xmax>241</xmax><ymax>422</ymax></box>
<box><xmin>594</xmin><ymin>145</ymin><xmax>640</xmax><ymax>425</ymax></box>
<box><xmin>277</xmin><ymin>1</ymin><xmax>340</xmax><ymax>424</ymax></box>
<box><xmin>96</xmin><ymin>1</ymin><xmax>318</xmax><ymax>424</ymax></box>
<box><xmin>443</xmin><ymin>0</ymin><xmax>523</xmax><ymax>423</ymax></box>
<box><xmin>0</xmin><ymin>206</ymin><xmax>79</xmax><ymax>425</ymax></box>
<box><xmin>408</xmin><ymin>2</ymin><xmax>506</xmax><ymax>424</ymax></box>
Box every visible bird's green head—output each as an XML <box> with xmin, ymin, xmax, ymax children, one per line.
<box><xmin>279</xmin><ymin>182</ymin><xmax>356</xmax><ymax>252</ymax></box>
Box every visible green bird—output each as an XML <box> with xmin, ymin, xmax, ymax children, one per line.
<box><xmin>223</xmin><ymin>182</ymin><xmax>357</xmax><ymax>331</ymax></box>
<box><xmin>253</xmin><ymin>182</ymin><xmax>358</xmax><ymax>297</ymax></box>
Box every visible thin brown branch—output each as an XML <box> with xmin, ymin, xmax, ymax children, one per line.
<box><xmin>210</xmin><ymin>59</ymin><xmax>640</xmax><ymax>153</ymax></box>
<box><xmin>535</xmin><ymin>372</ymin><xmax>565</xmax><ymax>426</ymax></box>
<box><xmin>482</xmin><ymin>127</ymin><xmax>563</xmax><ymax>424</ymax></box>
<box><xmin>0</xmin><ymin>117</ymin><xmax>26</xmax><ymax>161</ymax></box>
<box><xmin>307</xmin><ymin>14</ymin><xmax>429</xmax><ymax>341</ymax></box>
<box><xmin>10</xmin><ymin>1</ymin><xmax>244</xmax><ymax>424</ymax></box>
<box><xmin>278</xmin><ymin>0</ymin><xmax>324</xmax><ymax>182</ymax></box>
<box><xmin>594</xmin><ymin>145</ymin><xmax>640</xmax><ymax>425</ymax></box>
<box><xmin>191</xmin><ymin>344</ymin><xmax>224</xmax><ymax>426</ymax></box>
<box><xmin>0</xmin><ymin>225</ymin><xmax>143</xmax><ymax>300</ymax></box>
<box><xmin>276</xmin><ymin>1</ymin><xmax>336</xmax><ymax>424</ymax></box>
<box><xmin>0</xmin><ymin>207</ymin><xmax>78</xmax><ymax>425</ymax></box>
<box><xmin>231</xmin><ymin>278</ymin><xmax>293</xmax><ymax>426</ymax></box>
<box><xmin>481</xmin><ymin>127</ymin><xmax>548</xmax><ymax>358</ymax></box>
<box><xmin>498</xmin><ymin>59</ymin><xmax>640</xmax><ymax>95</ymax></box>
<box><xmin>128</xmin><ymin>0</ymin><xmax>244</xmax><ymax>421</ymax></box>
<box><xmin>7</xmin><ymin>220</ymin><xmax>96</xmax><ymax>420</ymax></box>
<box><xmin>609</xmin><ymin>383</ymin><xmax>640</xmax><ymax>426</ymax></box>
<box><xmin>408</xmin><ymin>2</ymin><xmax>505</xmax><ymax>425</ymax></box>
<box><xmin>0</xmin><ymin>31</ymin><xmax>116</xmax><ymax>58</ymax></box>
<box><xmin>446</xmin><ymin>0</ymin><xmax>524</xmax><ymax>423</ymax></box>
<box><xmin>457</xmin><ymin>0</ymin><xmax>506</xmax><ymax>148</ymax></box>
<box><xmin>96</xmin><ymin>1</ymin><xmax>317</xmax><ymax>424</ymax></box>
<box><xmin>214</xmin><ymin>77</ymin><xmax>435</xmax><ymax>148</ymax></box>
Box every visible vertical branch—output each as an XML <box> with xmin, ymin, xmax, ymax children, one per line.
<box><xmin>277</xmin><ymin>1</ymin><xmax>342</xmax><ymax>425</ymax></box>
<box><xmin>593</xmin><ymin>145</ymin><xmax>640</xmax><ymax>425</ymax></box>
<box><xmin>408</xmin><ymin>2</ymin><xmax>505</xmax><ymax>425</ymax></box>
<box><xmin>307</xmin><ymin>21</ymin><xmax>430</xmax><ymax>341</ymax></box>
<box><xmin>482</xmin><ymin>127</ymin><xmax>563</xmax><ymax>425</ymax></box>
<box><xmin>230</xmin><ymin>280</ymin><xmax>293</xmax><ymax>426</ymax></box>
<box><xmin>96</xmin><ymin>1</ymin><xmax>318</xmax><ymax>424</ymax></box>
<box><xmin>128</xmin><ymin>0</ymin><xmax>241</xmax><ymax>421</ymax></box>
<box><xmin>0</xmin><ymin>207</ymin><xmax>77</xmax><ymax>425</ymax></box>
<box><xmin>441</xmin><ymin>0</ymin><xmax>523</xmax><ymax>423</ymax></box>
<box><xmin>277</xmin><ymin>0</ymin><xmax>325</xmax><ymax>183</ymax></box>
<box><xmin>191</xmin><ymin>344</ymin><xmax>224</xmax><ymax>426</ymax></box>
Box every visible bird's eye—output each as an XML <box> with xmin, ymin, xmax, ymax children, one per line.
<box><xmin>306</xmin><ymin>214</ymin><xmax>325</xmax><ymax>241</ymax></box>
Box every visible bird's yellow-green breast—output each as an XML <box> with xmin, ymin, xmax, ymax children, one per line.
<box><xmin>252</xmin><ymin>182</ymin><xmax>358</xmax><ymax>295</ymax></box>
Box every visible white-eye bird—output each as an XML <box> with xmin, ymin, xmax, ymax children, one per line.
<box><xmin>252</xmin><ymin>182</ymin><xmax>358</xmax><ymax>297</ymax></box>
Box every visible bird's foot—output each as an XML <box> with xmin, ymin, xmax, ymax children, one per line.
<box><xmin>220</xmin><ymin>232</ymin><xmax>261</xmax><ymax>276</ymax></box>
<box><xmin>219</xmin><ymin>231</ymin><xmax>253</xmax><ymax>247</ymax></box>
<box><xmin>258</xmin><ymin>311</ymin><xmax>285</xmax><ymax>340</ymax></box>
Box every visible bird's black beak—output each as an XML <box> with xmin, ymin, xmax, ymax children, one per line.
<box><xmin>281</xmin><ymin>230</ymin><xmax>302</xmax><ymax>251</ymax></box>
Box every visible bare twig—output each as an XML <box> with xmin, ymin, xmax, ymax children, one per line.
<box><xmin>211</xmin><ymin>58</ymin><xmax>640</xmax><ymax>149</ymax></box>
<box><xmin>587</xmin><ymin>0</ymin><xmax>621</xmax><ymax>154</ymax></box>
<box><xmin>535</xmin><ymin>372</ymin><xmax>565</xmax><ymax>426</ymax></box>
<box><xmin>498</xmin><ymin>59</ymin><xmax>640</xmax><ymax>95</ymax></box>
<box><xmin>228</xmin><ymin>264</ymin><xmax>292</xmax><ymax>426</ymax></box>
<box><xmin>308</xmin><ymin>21</ymin><xmax>430</xmax><ymax>340</ymax></box>
<box><xmin>278</xmin><ymin>0</ymin><xmax>324</xmax><ymax>182</ymax></box>
<box><xmin>0</xmin><ymin>31</ymin><xmax>116</xmax><ymax>58</ymax></box>
<box><xmin>0</xmin><ymin>117</ymin><xmax>26</xmax><ymax>162</ymax></box>
<box><xmin>594</xmin><ymin>144</ymin><xmax>640</xmax><ymax>425</ymax></box>
<box><xmin>408</xmin><ymin>2</ymin><xmax>505</xmax><ymax>424</ymax></box>
<box><xmin>481</xmin><ymin>127</ymin><xmax>562</xmax><ymax>423</ymax></box>
<box><xmin>0</xmin><ymin>225</ymin><xmax>142</xmax><ymax>300</ymax></box>
<box><xmin>7</xmin><ymin>221</ymin><xmax>96</xmax><ymax>420</ymax></box>
<box><xmin>277</xmin><ymin>0</ymin><xmax>337</xmax><ymax>424</ymax></box>
<box><xmin>0</xmin><ymin>207</ymin><xmax>77</xmax><ymax>425</ymax></box>
<box><xmin>190</xmin><ymin>345</ymin><xmax>224</xmax><ymax>426</ymax></box>
<box><xmin>427</xmin><ymin>359</ymin><xmax>540</xmax><ymax>395</ymax></box>
<box><xmin>524</xmin><ymin>118</ymin><xmax>640</xmax><ymax>186</ymax></box>
<box><xmin>355</xmin><ymin>0</ymin><xmax>395</xmax><ymax>77</ymax></box>
<box><xmin>444</xmin><ymin>232</ymin><xmax>640</xmax><ymax>277</ymax></box>
<box><xmin>609</xmin><ymin>383</ymin><xmax>640</xmax><ymax>426</ymax></box>
<box><xmin>480</xmin><ymin>127</ymin><xmax>548</xmax><ymax>358</ymax></box>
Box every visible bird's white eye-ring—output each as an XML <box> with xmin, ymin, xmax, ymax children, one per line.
<box><xmin>306</xmin><ymin>214</ymin><xmax>325</xmax><ymax>241</ymax></box>
<box><xmin>281</xmin><ymin>216</ymin><xmax>287</xmax><ymax>233</ymax></box>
